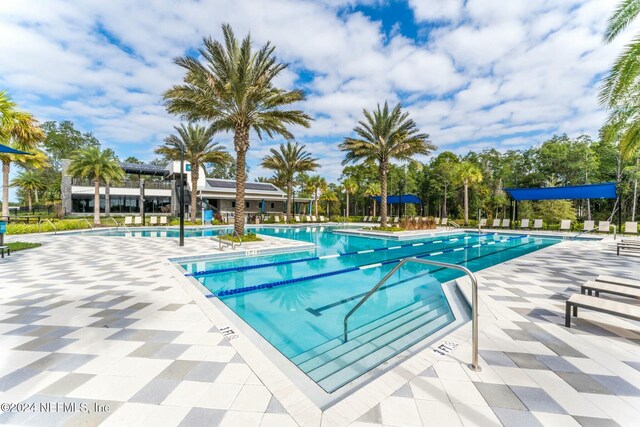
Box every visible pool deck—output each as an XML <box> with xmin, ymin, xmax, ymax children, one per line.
<box><xmin>0</xmin><ymin>230</ymin><xmax>639</xmax><ymax>426</ymax></box>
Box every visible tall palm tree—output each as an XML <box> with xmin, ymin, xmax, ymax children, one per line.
<box><xmin>340</xmin><ymin>102</ymin><xmax>435</xmax><ymax>227</ymax></box>
<box><xmin>12</xmin><ymin>169</ymin><xmax>44</xmax><ymax>211</ymax></box>
<box><xmin>261</xmin><ymin>141</ymin><xmax>319</xmax><ymax>222</ymax></box>
<box><xmin>163</xmin><ymin>24</ymin><xmax>312</xmax><ymax>235</ymax></box>
<box><xmin>67</xmin><ymin>147</ymin><xmax>124</xmax><ymax>225</ymax></box>
<box><xmin>320</xmin><ymin>188</ymin><xmax>338</xmax><ymax>216</ymax></box>
<box><xmin>364</xmin><ymin>182</ymin><xmax>381</xmax><ymax>217</ymax></box>
<box><xmin>456</xmin><ymin>161</ymin><xmax>483</xmax><ymax>225</ymax></box>
<box><xmin>342</xmin><ymin>178</ymin><xmax>358</xmax><ymax>218</ymax></box>
<box><xmin>307</xmin><ymin>175</ymin><xmax>327</xmax><ymax>217</ymax></box>
<box><xmin>156</xmin><ymin>123</ymin><xmax>230</xmax><ymax>222</ymax></box>
<box><xmin>1</xmin><ymin>91</ymin><xmax>45</xmax><ymax>217</ymax></box>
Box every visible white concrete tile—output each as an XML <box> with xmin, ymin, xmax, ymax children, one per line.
<box><xmin>162</xmin><ymin>380</ymin><xmax>211</xmax><ymax>407</ymax></box>
<box><xmin>379</xmin><ymin>396</ymin><xmax>422</xmax><ymax>427</ymax></box>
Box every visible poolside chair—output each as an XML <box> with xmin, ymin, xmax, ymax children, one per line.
<box><xmin>519</xmin><ymin>219</ymin><xmax>530</xmax><ymax>229</ymax></box>
<box><xmin>295</xmin><ymin>216</ymin><xmax>301</xmax><ymax>223</ymax></box>
<box><xmin>150</xmin><ymin>216</ymin><xmax>158</xmax><ymax>226</ymax></box>
<box><xmin>565</xmin><ymin>293</ymin><xmax>640</xmax><ymax>328</ymax></box>
<box><xmin>377</xmin><ymin>216</ymin><xmax>381</xmax><ymax>222</ymax></box>
<box><xmin>159</xmin><ymin>216</ymin><xmax>168</xmax><ymax>226</ymax></box>
<box><xmin>560</xmin><ymin>220</ymin><xmax>571</xmax><ymax>231</ymax></box>
<box><xmin>501</xmin><ymin>219</ymin><xmax>510</xmax><ymax>228</ymax></box>
<box><xmin>319</xmin><ymin>215</ymin><xmax>326</xmax><ymax>222</ymax></box>
<box><xmin>582</xmin><ymin>220</ymin><xmax>595</xmax><ymax>233</ymax></box>
<box><xmin>362</xmin><ymin>216</ymin><xmax>368</xmax><ymax>222</ymax></box>
<box><xmin>393</xmin><ymin>217</ymin><xmax>399</xmax><ymax>224</ymax></box>
<box><xmin>134</xmin><ymin>216</ymin><xmax>143</xmax><ymax>226</ymax></box>
<box><xmin>311</xmin><ymin>215</ymin><xmax>317</xmax><ymax>222</ymax></box>
<box><xmin>434</xmin><ymin>217</ymin><xmax>440</xmax><ymax>225</ymax></box>
<box><xmin>274</xmin><ymin>215</ymin><xmax>280</xmax><ymax>223</ymax></box>
<box><xmin>441</xmin><ymin>218</ymin><xmax>448</xmax><ymax>226</ymax></box>
<box><xmin>305</xmin><ymin>215</ymin><xmax>311</xmax><ymax>222</ymax></box>
<box><xmin>597</xmin><ymin>220</ymin><xmax>610</xmax><ymax>233</ymax></box>
<box><xmin>491</xmin><ymin>218</ymin><xmax>500</xmax><ymax>228</ymax></box>
<box><xmin>596</xmin><ymin>274</ymin><xmax>640</xmax><ymax>290</ymax></box>
<box><xmin>532</xmin><ymin>219</ymin><xmax>543</xmax><ymax>230</ymax></box>
<box><xmin>624</xmin><ymin>221</ymin><xmax>638</xmax><ymax>235</ymax></box>
<box><xmin>124</xmin><ymin>216</ymin><xmax>133</xmax><ymax>227</ymax></box>
<box><xmin>479</xmin><ymin>218</ymin><xmax>487</xmax><ymax>227</ymax></box>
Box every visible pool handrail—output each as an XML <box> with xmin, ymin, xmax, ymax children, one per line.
<box><xmin>106</xmin><ymin>217</ymin><xmax>121</xmax><ymax>230</ymax></box>
<box><xmin>343</xmin><ymin>257</ymin><xmax>481</xmax><ymax>372</ymax></box>
<box><xmin>573</xmin><ymin>223</ymin><xmax>617</xmax><ymax>240</ymax></box>
<box><xmin>38</xmin><ymin>219</ymin><xmax>57</xmax><ymax>235</ymax></box>
<box><xmin>79</xmin><ymin>218</ymin><xmax>93</xmax><ymax>230</ymax></box>
<box><xmin>217</xmin><ymin>229</ymin><xmax>242</xmax><ymax>250</ymax></box>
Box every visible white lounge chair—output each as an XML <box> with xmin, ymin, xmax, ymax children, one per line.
<box><xmin>311</xmin><ymin>215</ymin><xmax>317</xmax><ymax>222</ymax></box>
<box><xmin>624</xmin><ymin>221</ymin><xmax>638</xmax><ymax>235</ymax></box>
<box><xmin>441</xmin><ymin>218</ymin><xmax>448</xmax><ymax>226</ymax></box>
<box><xmin>501</xmin><ymin>219</ymin><xmax>510</xmax><ymax>228</ymax></box>
<box><xmin>124</xmin><ymin>216</ymin><xmax>133</xmax><ymax>227</ymax></box>
<box><xmin>160</xmin><ymin>216</ymin><xmax>168</xmax><ymax>225</ymax></box>
<box><xmin>134</xmin><ymin>216</ymin><xmax>143</xmax><ymax>226</ymax></box>
<box><xmin>362</xmin><ymin>216</ymin><xmax>368</xmax><ymax>222</ymax></box>
<box><xmin>519</xmin><ymin>219</ymin><xmax>529</xmax><ymax>229</ymax></box>
<box><xmin>274</xmin><ymin>215</ymin><xmax>280</xmax><ymax>223</ymax></box>
<box><xmin>532</xmin><ymin>219</ymin><xmax>543</xmax><ymax>230</ymax></box>
<box><xmin>305</xmin><ymin>215</ymin><xmax>311</xmax><ymax>222</ymax></box>
<box><xmin>491</xmin><ymin>218</ymin><xmax>500</xmax><ymax>228</ymax></box>
<box><xmin>596</xmin><ymin>275</ymin><xmax>640</xmax><ymax>290</ymax></box>
<box><xmin>295</xmin><ymin>216</ymin><xmax>301</xmax><ymax>223</ymax></box>
<box><xmin>565</xmin><ymin>293</ymin><xmax>640</xmax><ymax>328</ymax></box>
<box><xmin>319</xmin><ymin>215</ymin><xmax>326</xmax><ymax>222</ymax></box>
<box><xmin>393</xmin><ymin>217</ymin><xmax>399</xmax><ymax>224</ymax></box>
<box><xmin>377</xmin><ymin>216</ymin><xmax>381</xmax><ymax>222</ymax></box>
<box><xmin>150</xmin><ymin>216</ymin><xmax>158</xmax><ymax>226</ymax></box>
<box><xmin>597</xmin><ymin>220</ymin><xmax>610</xmax><ymax>233</ymax></box>
<box><xmin>479</xmin><ymin>218</ymin><xmax>487</xmax><ymax>227</ymax></box>
<box><xmin>434</xmin><ymin>217</ymin><xmax>440</xmax><ymax>225</ymax></box>
<box><xmin>560</xmin><ymin>220</ymin><xmax>571</xmax><ymax>231</ymax></box>
<box><xmin>582</xmin><ymin>280</ymin><xmax>640</xmax><ymax>299</ymax></box>
<box><xmin>582</xmin><ymin>220</ymin><xmax>595</xmax><ymax>232</ymax></box>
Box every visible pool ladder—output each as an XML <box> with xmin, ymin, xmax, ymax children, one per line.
<box><xmin>217</xmin><ymin>229</ymin><xmax>242</xmax><ymax>250</ymax></box>
<box><xmin>343</xmin><ymin>258</ymin><xmax>481</xmax><ymax>372</ymax></box>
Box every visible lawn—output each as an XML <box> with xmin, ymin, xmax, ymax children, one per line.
<box><xmin>5</xmin><ymin>242</ymin><xmax>42</xmax><ymax>252</ymax></box>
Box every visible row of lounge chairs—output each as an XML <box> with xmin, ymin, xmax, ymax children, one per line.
<box><xmin>361</xmin><ymin>216</ymin><xmax>452</xmax><ymax>225</ymax></box>
<box><xmin>481</xmin><ymin>218</ymin><xmax>639</xmax><ymax>234</ymax></box>
<box><xmin>566</xmin><ymin>274</ymin><xmax>640</xmax><ymax>328</ymax></box>
<box><xmin>123</xmin><ymin>216</ymin><xmax>168</xmax><ymax>226</ymax></box>
<box><xmin>272</xmin><ymin>215</ymin><xmax>328</xmax><ymax>223</ymax></box>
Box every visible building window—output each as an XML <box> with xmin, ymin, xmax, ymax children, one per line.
<box><xmin>232</xmin><ymin>201</ymin><xmax>236</xmax><ymax>208</ymax></box>
<box><xmin>246</xmin><ymin>202</ymin><xmax>250</xmax><ymax>208</ymax></box>
<box><xmin>271</xmin><ymin>202</ymin><xmax>275</xmax><ymax>209</ymax></box>
<box><xmin>72</xmin><ymin>195</ymin><xmax>105</xmax><ymax>213</ymax></box>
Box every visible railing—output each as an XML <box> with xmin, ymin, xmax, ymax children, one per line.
<box><xmin>38</xmin><ymin>219</ymin><xmax>57</xmax><ymax>234</ymax></box>
<box><xmin>573</xmin><ymin>224</ymin><xmax>617</xmax><ymax>240</ymax></box>
<box><xmin>106</xmin><ymin>217</ymin><xmax>121</xmax><ymax>230</ymax></box>
<box><xmin>217</xmin><ymin>229</ymin><xmax>242</xmax><ymax>250</ymax></box>
<box><xmin>78</xmin><ymin>218</ymin><xmax>93</xmax><ymax>230</ymax></box>
<box><xmin>449</xmin><ymin>221</ymin><xmax>459</xmax><ymax>229</ymax></box>
<box><xmin>71</xmin><ymin>178</ymin><xmax>172</xmax><ymax>189</ymax></box>
<box><xmin>343</xmin><ymin>257</ymin><xmax>481</xmax><ymax>372</ymax></box>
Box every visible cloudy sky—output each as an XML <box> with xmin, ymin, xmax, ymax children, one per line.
<box><xmin>0</xmin><ymin>0</ymin><xmax>635</xmax><ymax>184</ymax></box>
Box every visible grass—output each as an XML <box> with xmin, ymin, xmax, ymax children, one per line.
<box><xmin>5</xmin><ymin>242</ymin><xmax>41</xmax><ymax>252</ymax></box>
<box><xmin>364</xmin><ymin>226</ymin><xmax>405</xmax><ymax>232</ymax></box>
<box><xmin>219</xmin><ymin>232</ymin><xmax>262</xmax><ymax>243</ymax></box>
<box><xmin>5</xmin><ymin>219</ymin><xmax>93</xmax><ymax>235</ymax></box>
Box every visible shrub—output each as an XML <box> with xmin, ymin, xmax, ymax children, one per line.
<box><xmin>219</xmin><ymin>232</ymin><xmax>261</xmax><ymax>243</ymax></box>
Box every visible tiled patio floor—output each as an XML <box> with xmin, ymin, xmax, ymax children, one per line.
<box><xmin>0</xmin><ymin>231</ymin><xmax>638</xmax><ymax>426</ymax></box>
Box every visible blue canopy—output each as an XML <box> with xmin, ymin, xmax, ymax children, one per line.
<box><xmin>0</xmin><ymin>144</ymin><xmax>32</xmax><ymax>155</ymax></box>
<box><xmin>503</xmin><ymin>183</ymin><xmax>617</xmax><ymax>201</ymax></box>
<box><xmin>372</xmin><ymin>194</ymin><xmax>421</xmax><ymax>204</ymax></box>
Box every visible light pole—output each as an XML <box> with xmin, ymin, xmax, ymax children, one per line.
<box><xmin>179</xmin><ymin>143</ymin><xmax>185</xmax><ymax>247</ymax></box>
<box><xmin>141</xmin><ymin>179</ymin><xmax>146</xmax><ymax>226</ymax></box>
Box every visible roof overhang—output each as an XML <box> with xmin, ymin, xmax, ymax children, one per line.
<box><xmin>503</xmin><ymin>183</ymin><xmax>617</xmax><ymax>201</ymax></box>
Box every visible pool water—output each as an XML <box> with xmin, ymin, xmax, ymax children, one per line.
<box><xmin>181</xmin><ymin>228</ymin><xmax>560</xmax><ymax>393</ymax></box>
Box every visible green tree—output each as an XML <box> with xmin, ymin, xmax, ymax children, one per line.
<box><xmin>456</xmin><ymin>161</ymin><xmax>483</xmax><ymax>225</ymax></box>
<box><xmin>12</xmin><ymin>169</ymin><xmax>44</xmax><ymax>210</ymax></box>
<box><xmin>307</xmin><ymin>175</ymin><xmax>327</xmax><ymax>217</ymax></box>
<box><xmin>67</xmin><ymin>147</ymin><xmax>124</xmax><ymax>225</ymax></box>
<box><xmin>429</xmin><ymin>152</ymin><xmax>459</xmax><ymax>217</ymax></box>
<box><xmin>1</xmin><ymin>91</ymin><xmax>46</xmax><ymax>217</ymax></box>
<box><xmin>156</xmin><ymin>124</ymin><xmax>230</xmax><ymax>222</ymax></box>
<box><xmin>123</xmin><ymin>156</ymin><xmax>143</xmax><ymax>164</ymax></box>
<box><xmin>341</xmin><ymin>178</ymin><xmax>358</xmax><ymax>218</ymax></box>
<box><xmin>164</xmin><ymin>24</ymin><xmax>312</xmax><ymax>235</ymax></box>
<box><xmin>363</xmin><ymin>181</ymin><xmax>381</xmax><ymax>217</ymax></box>
<box><xmin>41</xmin><ymin>121</ymin><xmax>100</xmax><ymax>170</ymax></box>
<box><xmin>340</xmin><ymin>102</ymin><xmax>434</xmax><ymax>227</ymax></box>
<box><xmin>320</xmin><ymin>188</ymin><xmax>339</xmax><ymax>216</ymax></box>
<box><xmin>261</xmin><ymin>141</ymin><xmax>319</xmax><ymax>222</ymax></box>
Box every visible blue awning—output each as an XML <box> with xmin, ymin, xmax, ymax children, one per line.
<box><xmin>503</xmin><ymin>183</ymin><xmax>617</xmax><ymax>201</ymax></box>
<box><xmin>372</xmin><ymin>194</ymin><xmax>421</xmax><ymax>204</ymax></box>
<box><xmin>0</xmin><ymin>144</ymin><xmax>32</xmax><ymax>155</ymax></box>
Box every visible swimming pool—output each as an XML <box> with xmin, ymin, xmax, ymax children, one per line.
<box><xmin>181</xmin><ymin>228</ymin><xmax>560</xmax><ymax>393</ymax></box>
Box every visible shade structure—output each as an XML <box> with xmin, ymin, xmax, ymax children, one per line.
<box><xmin>503</xmin><ymin>183</ymin><xmax>617</xmax><ymax>201</ymax></box>
<box><xmin>0</xmin><ymin>143</ymin><xmax>32</xmax><ymax>155</ymax></box>
<box><xmin>371</xmin><ymin>194</ymin><xmax>421</xmax><ymax>204</ymax></box>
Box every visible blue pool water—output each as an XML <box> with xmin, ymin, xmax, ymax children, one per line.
<box><xmin>180</xmin><ymin>228</ymin><xmax>560</xmax><ymax>392</ymax></box>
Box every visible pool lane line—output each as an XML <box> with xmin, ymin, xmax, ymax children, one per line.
<box><xmin>215</xmin><ymin>234</ymin><xmax>528</xmax><ymax>298</ymax></box>
<box><xmin>187</xmin><ymin>232</ymin><xmax>491</xmax><ymax>277</ymax></box>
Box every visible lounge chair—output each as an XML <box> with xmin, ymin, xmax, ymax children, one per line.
<box><xmin>0</xmin><ymin>245</ymin><xmax>10</xmax><ymax>258</ymax></box>
<box><xmin>581</xmin><ymin>280</ymin><xmax>640</xmax><ymax>299</ymax></box>
<box><xmin>362</xmin><ymin>216</ymin><xmax>369</xmax><ymax>222</ymax></box>
<box><xmin>624</xmin><ymin>221</ymin><xmax>638</xmax><ymax>235</ymax></box>
<box><xmin>519</xmin><ymin>219</ymin><xmax>530</xmax><ymax>229</ymax></box>
<box><xmin>582</xmin><ymin>220</ymin><xmax>595</xmax><ymax>232</ymax></box>
<box><xmin>150</xmin><ymin>216</ymin><xmax>158</xmax><ymax>226</ymax></box>
<box><xmin>295</xmin><ymin>216</ymin><xmax>301</xmax><ymax>223</ymax></box>
<box><xmin>597</xmin><ymin>220</ymin><xmax>610</xmax><ymax>233</ymax></box>
<box><xmin>274</xmin><ymin>215</ymin><xmax>280</xmax><ymax>223</ymax></box>
<box><xmin>434</xmin><ymin>217</ymin><xmax>440</xmax><ymax>225</ymax></box>
<box><xmin>377</xmin><ymin>216</ymin><xmax>381</xmax><ymax>222</ymax></box>
<box><xmin>491</xmin><ymin>218</ymin><xmax>500</xmax><ymax>228</ymax></box>
<box><xmin>441</xmin><ymin>218</ymin><xmax>448</xmax><ymax>226</ymax></box>
<box><xmin>312</xmin><ymin>215</ymin><xmax>317</xmax><ymax>222</ymax></box>
<box><xmin>134</xmin><ymin>216</ymin><xmax>143</xmax><ymax>226</ymax></box>
<box><xmin>532</xmin><ymin>219</ymin><xmax>543</xmax><ymax>230</ymax></box>
<box><xmin>479</xmin><ymin>218</ymin><xmax>487</xmax><ymax>227</ymax></box>
<box><xmin>565</xmin><ymin>293</ymin><xmax>640</xmax><ymax>328</ymax></box>
<box><xmin>393</xmin><ymin>217</ymin><xmax>399</xmax><ymax>224</ymax></box>
<box><xmin>124</xmin><ymin>216</ymin><xmax>133</xmax><ymax>227</ymax></box>
<box><xmin>160</xmin><ymin>216</ymin><xmax>168</xmax><ymax>225</ymax></box>
<box><xmin>560</xmin><ymin>220</ymin><xmax>571</xmax><ymax>231</ymax></box>
<box><xmin>319</xmin><ymin>215</ymin><xmax>326</xmax><ymax>222</ymax></box>
<box><xmin>501</xmin><ymin>219</ymin><xmax>510</xmax><ymax>228</ymax></box>
<box><xmin>596</xmin><ymin>275</ymin><xmax>640</xmax><ymax>290</ymax></box>
<box><xmin>305</xmin><ymin>215</ymin><xmax>311</xmax><ymax>222</ymax></box>
<box><xmin>617</xmin><ymin>240</ymin><xmax>640</xmax><ymax>256</ymax></box>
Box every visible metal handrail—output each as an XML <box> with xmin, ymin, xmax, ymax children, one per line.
<box><xmin>343</xmin><ymin>257</ymin><xmax>481</xmax><ymax>372</ymax></box>
<box><xmin>232</xmin><ymin>230</ymin><xmax>242</xmax><ymax>248</ymax></box>
<box><xmin>106</xmin><ymin>217</ymin><xmax>120</xmax><ymax>230</ymax></box>
<box><xmin>38</xmin><ymin>219</ymin><xmax>57</xmax><ymax>235</ymax></box>
<box><xmin>449</xmin><ymin>221</ymin><xmax>459</xmax><ymax>229</ymax></box>
<box><xmin>574</xmin><ymin>224</ymin><xmax>617</xmax><ymax>240</ymax></box>
<box><xmin>79</xmin><ymin>218</ymin><xmax>93</xmax><ymax>230</ymax></box>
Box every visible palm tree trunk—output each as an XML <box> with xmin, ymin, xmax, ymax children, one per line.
<box><xmin>464</xmin><ymin>179</ymin><xmax>469</xmax><ymax>225</ymax></box>
<box><xmin>286</xmin><ymin>181</ymin><xmax>293</xmax><ymax>222</ymax></box>
<box><xmin>373</xmin><ymin>198</ymin><xmax>376</xmax><ymax>217</ymax></box>
<box><xmin>380</xmin><ymin>163</ymin><xmax>388</xmax><ymax>227</ymax></box>
<box><xmin>190</xmin><ymin>163</ymin><xmax>198</xmax><ymax>223</ymax></box>
<box><xmin>632</xmin><ymin>156</ymin><xmax>639</xmax><ymax>222</ymax></box>
<box><xmin>314</xmin><ymin>189</ymin><xmax>319</xmax><ymax>217</ymax></box>
<box><xmin>233</xmin><ymin>128</ymin><xmax>249</xmax><ymax>235</ymax></box>
<box><xmin>35</xmin><ymin>189</ymin><xmax>39</xmax><ymax>203</ymax></box>
<box><xmin>346</xmin><ymin>192</ymin><xmax>350</xmax><ymax>218</ymax></box>
<box><xmin>443</xmin><ymin>183</ymin><xmax>448</xmax><ymax>217</ymax></box>
<box><xmin>93</xmin><ymin>179</ymin><xmax>100</xmax><ymax>225</ymax></box>
<box><xmin>2</xmin><ymin>160</ymin><xmax>9</xmax><ymax>218</ymax></box>
<box><xmin>27</xmin><ymin>191</ymin><xmax>32</xmax><ymax>211</ymax></box>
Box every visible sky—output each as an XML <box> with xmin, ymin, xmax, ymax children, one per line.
<box><xmin>0</xmin><ymin>0</ymin><xmax>636</xmax><ymax>190</ymax></box>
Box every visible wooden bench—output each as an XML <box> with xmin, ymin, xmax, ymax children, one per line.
<box><xmin>565</xmin><ymin>293</ymin><xmax>640</xmax><ymax>328</ymax></box>
<box><xmin>617</xmin><ymin>241</ymin><xmax>640</xmax><ymax>256</ymax></box>
<box><xmin>581</xmin><ymin>281</ymin><xmax>640</xmax><ymax>299</ymax></box>
<box><xmin>596</xmin><ymin>275</ymin><xmax>640</xmax><ymax>290</ymax></box>
<box><xmin>0</xmin><ymin>246</ymin><xmax>9</xmax><ymax>259</ymax></box>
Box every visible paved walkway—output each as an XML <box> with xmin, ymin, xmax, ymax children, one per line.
<box><xmin>0</xmin><ymin>231</ymin><xmax>638</xmax><ymax>426</ymax></box>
